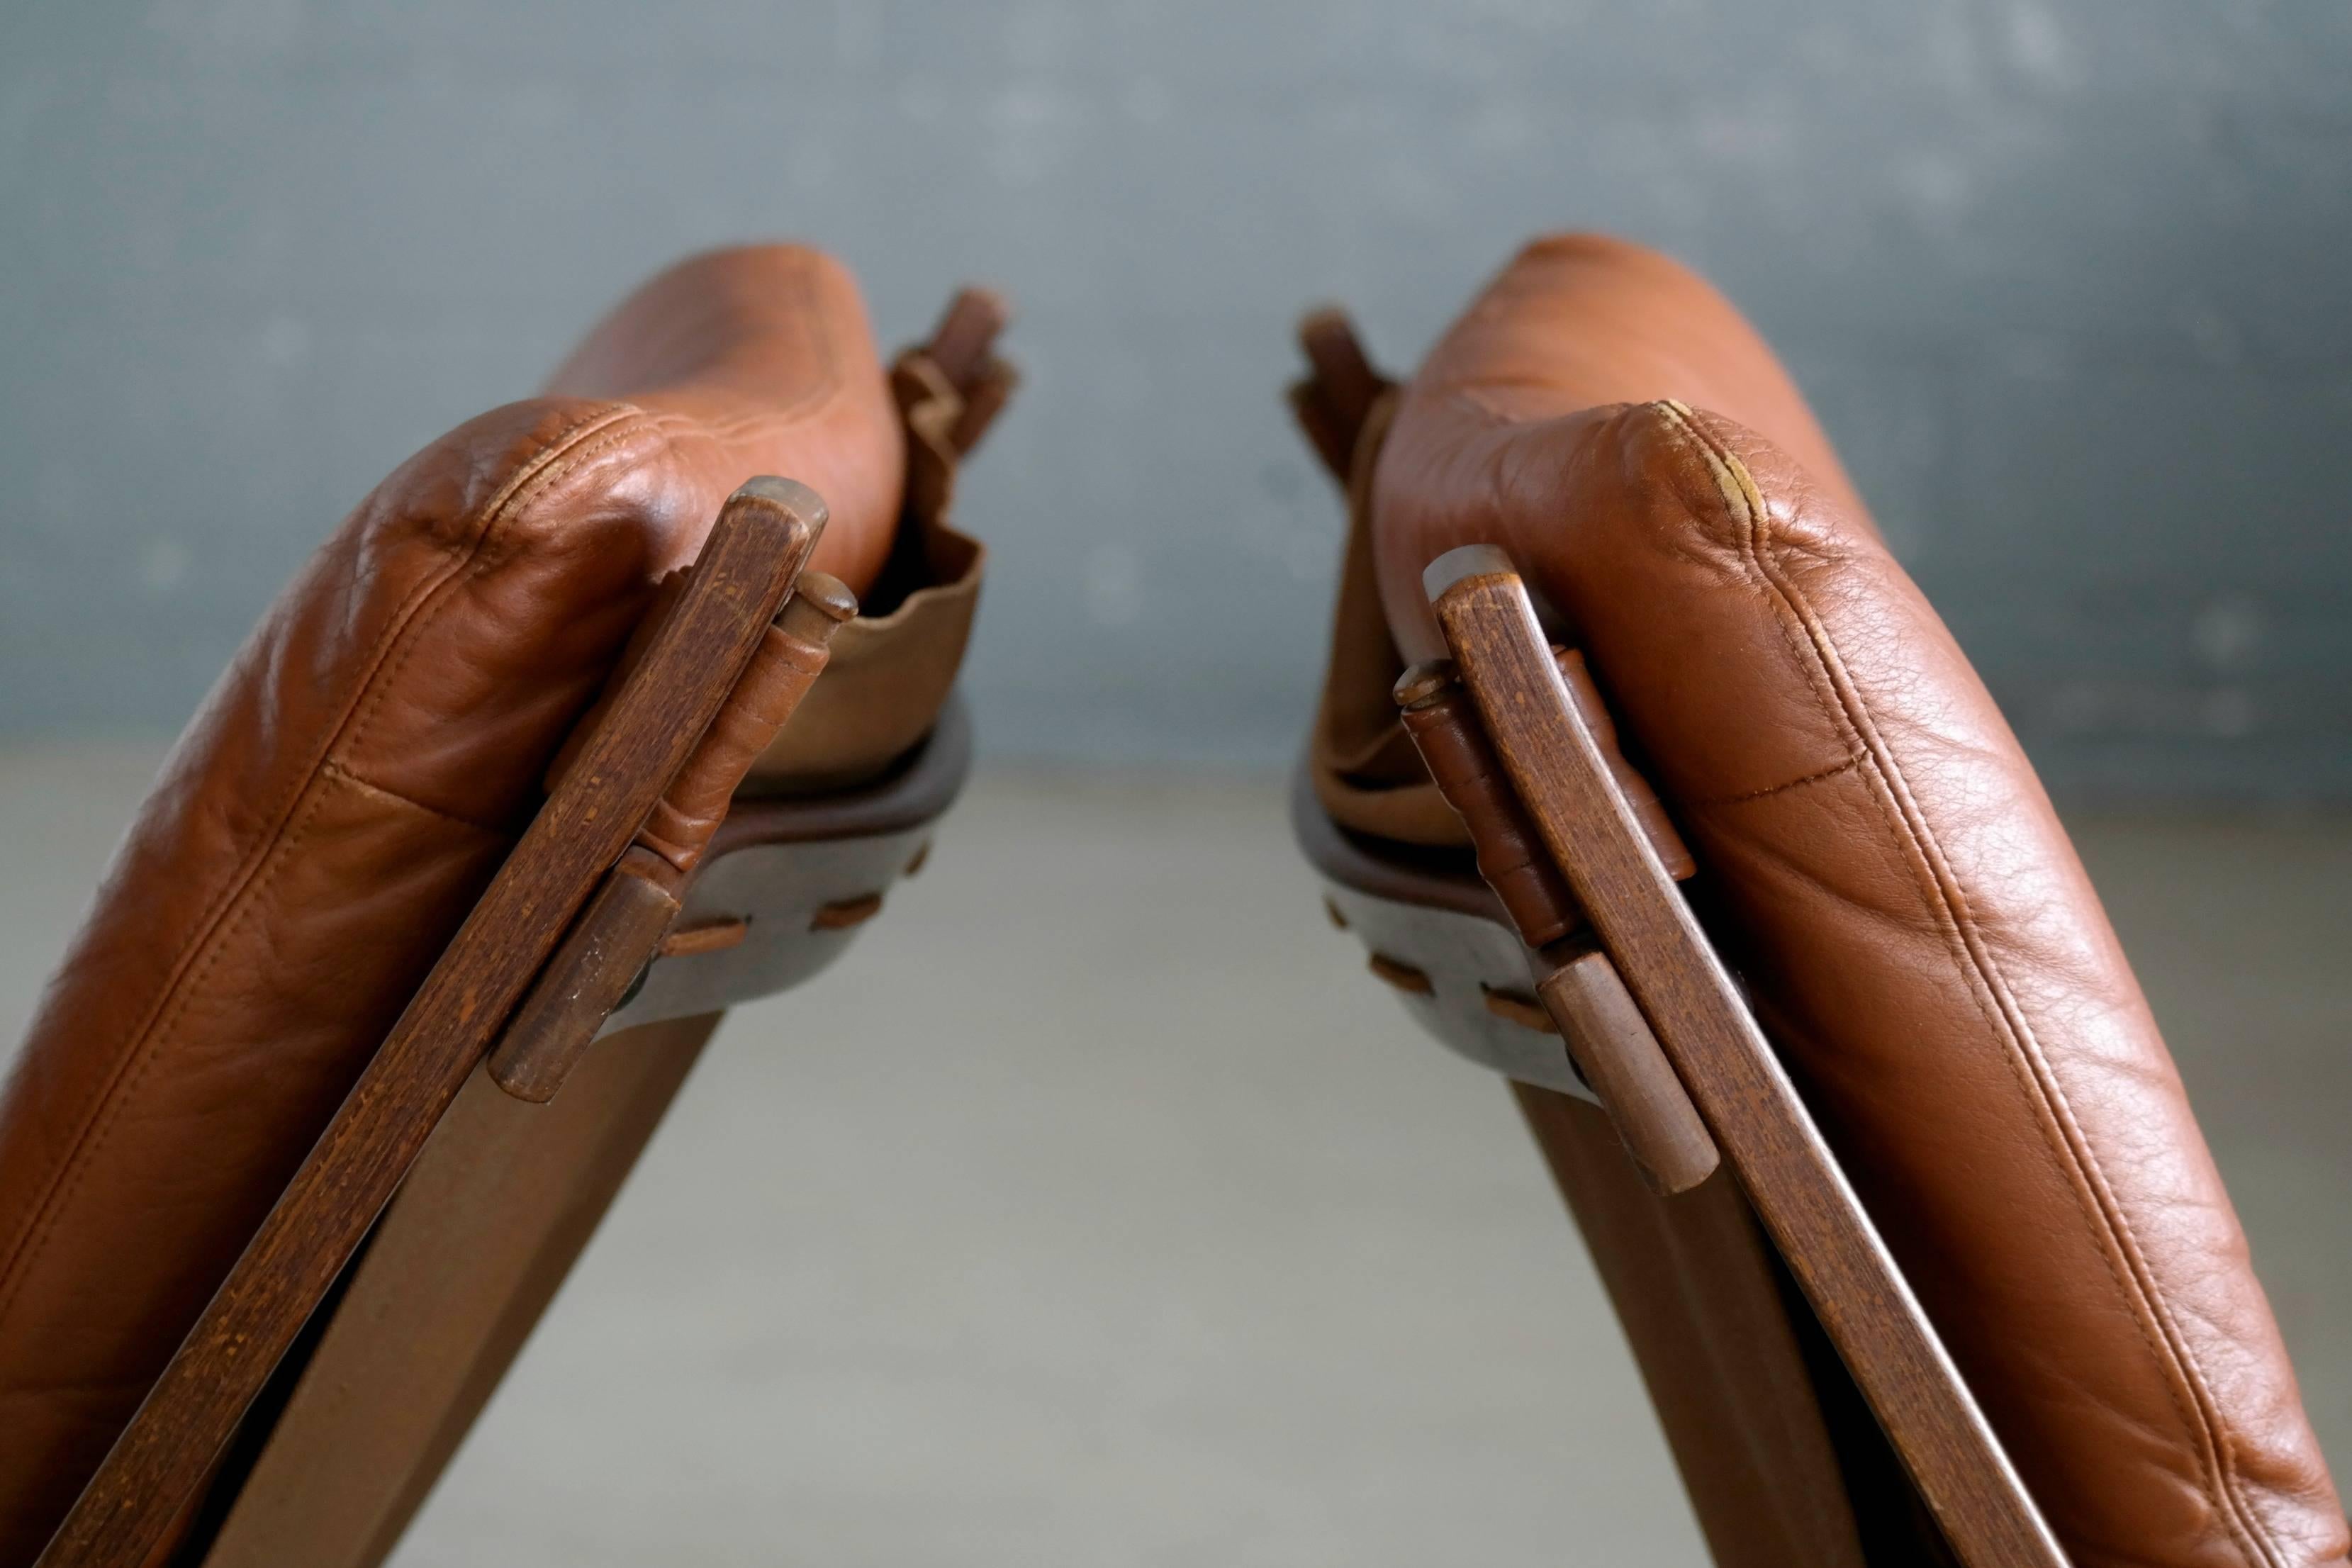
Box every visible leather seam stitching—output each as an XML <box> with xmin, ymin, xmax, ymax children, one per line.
<box><xmin>1654</xmin><ymin>401</ymin><xmax>2280</xmax><ymax>1567</ymax></box>
<box><xmin>0</xmin><ymin>770</ymin><xmax>342</xmax><ymax>1335</ymax></box>
<box><xmin>332</xmin><ymin>413</ymin><xmax>656</xmax><ymax>763</ymax></box>
<box><xmin>318</xmin><ymin>760</ymin><xmax>512</xmax><ymax>839</ymax></box>
<box><xmin>0</xmin><ymin>402</ymin><xmax>647</xmax><ymax>1343</ymax></box>
<box><xmin>1696</xmin><ymin>406</ymin><xmax>2274</xmax><ymax>1568</ymax></box>
<box><xmin>1684</xmin><ymin>751</ymin><xmax>1866</xmax><ymax>807</ymax></box>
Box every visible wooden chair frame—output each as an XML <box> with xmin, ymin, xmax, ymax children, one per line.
<box><xmin>1289</xmin><ymin>301</ymin><xmax>2071</xmax><ymax>1565</ymax></box>
<box><xmin>35</xmin><ymin>482</ymin><xmax>977</xmax><ymax>1568</ymax></box>
<box><xmin>182</xmin><ymin>702</ymin><xmax>971</xmax><ymax>1567</ymax></box>
<box><xmin>1299</xmin><ymin>548</ymin><xmax>2071</xmax><ymax>1564</ymax></box>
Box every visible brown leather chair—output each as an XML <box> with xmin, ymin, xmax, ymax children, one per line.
<box><xmin>0</xmin><ymin>243</ymin><xmax>1012</xmax><ymax>1568</ymax></box>
<box><xmin>1292</xmin><ymin>234</ymin><xmax>2348</xmax><ymax>1568</ymax></box>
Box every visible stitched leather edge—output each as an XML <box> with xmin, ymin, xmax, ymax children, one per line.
<box><xmin>323</xmin><ymin>760</ymin><xmax>513</xmax><ymax>839</ymax></box>
<box><xmin>0</xmin><ymin>402</ymin><xmax>651</xmax><ymax>1342</ymax></box>
<box><xmin>1681</xmin><ymin>750</ymin><xmax>1866</xmax><ymax>808</ymax></box>
<box><xmin>1650</xmin><ymin>401</ymin><xmax>2286</xmax><ymax>1568</ymax></box>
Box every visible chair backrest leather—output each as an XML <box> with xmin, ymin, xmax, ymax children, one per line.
<box><xmin>1370</xmin><ymin>235</ymin><xmax>2347</xmax><ymax>1568</ymax></box>
<box><xmin>0</xmin><ymin>244</ymin><xmax>903</xmax><ymax>1562</ymax></box>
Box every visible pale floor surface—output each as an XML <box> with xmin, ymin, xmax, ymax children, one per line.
<box><xmin>1</xmin><ymin>742</ymin><xmax>2346</xmax><ymax>1567</ymax></box>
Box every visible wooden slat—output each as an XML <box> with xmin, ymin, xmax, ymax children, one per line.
<box><xmin>1512</xmin><ymin>1085</ymin><xmax>1874</xmax><ymax>1568</ymax></box>
<box><xmin>1391</xmin><ymin>659</ymin><xmax>1716</xmax><ymax>1193</ymax></box>
<box><xmin>38</xmin><ymin>483</ymin><xmax>820</xmax><ymax>1568</ymax></box>
<box><xmin>1428</xmin><ymin>549</ymin><xmax>2066</xmax><ymax>1568</ymax></box>
<box><xmin>196</xmin><ymin>1016</ymin><xmax>724</xmax><ymax>1568</ymax></box>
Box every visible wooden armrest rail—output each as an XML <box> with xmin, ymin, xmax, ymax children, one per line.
<box><xmin>38</xmin><ymin>479</ymin><xmax>826</xmax><ymax>1568</ymax></box>
<box><xmin>1423</xmin><ymin>544</ymin><xmax>2066</xmax><ymax>1568</ymax></box>
<box><xmin>488</xmin><ymin>564</ymin><xmax>858</xmax><ymax>1104</ymax></box>
<box><xmin>1393</xmin><ymin>655</ymin><xmax>1717</xmax><ymax>1194</ymax></box>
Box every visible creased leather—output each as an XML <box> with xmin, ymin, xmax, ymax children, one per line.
<box><xmin>1370</xmin><ymin>234</ymin><xmax>2347</xmax><ymax>1568</ymax></box>
<box><xmin>0</xmin><ymin>243</ymin><xmax>905</xmax><ymax>1563</ymax></box>
<box><xmin>745</xmin><ymin>339</ymin><xmax>994</xmax><ymax>793</ymax></box>
<box><xmin>635</xmin><ymin>615</ymin><xmax>833</xmax><ymax>875</ymax></box>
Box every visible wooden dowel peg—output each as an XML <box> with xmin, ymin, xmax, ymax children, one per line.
<box><xmin>1537</xmin><ymin>950</ymin><xmax>1720</xmax><ymax>1194</ymax></box>
<box><xmin>488</xmin><ymin>849</ymin><xmax>682</xmax><ymax>1104</ymax></box>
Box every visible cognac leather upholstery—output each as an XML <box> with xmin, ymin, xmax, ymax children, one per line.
<box><xmin>1371</xmin><ymin>234</ymin><xmax>2346</xmax><ymax>1568</ymax></box>
<box><xmin>0</xmin><ymin>243</ymin><xmax>905</xmax><ymax>1562</ymax></box>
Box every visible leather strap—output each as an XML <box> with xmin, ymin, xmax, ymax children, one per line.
<box><xmin>1289</xmin><ymin>308</ymin><xmax>1395</xmax><ymax>483</ymax></box>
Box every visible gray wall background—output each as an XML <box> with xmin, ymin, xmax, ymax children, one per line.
<box><xmin>3</xmin><ymin>0</ymin><xmax>2348</xmax><ymax>796</ymax></box>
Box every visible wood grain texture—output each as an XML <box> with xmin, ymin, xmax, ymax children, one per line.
<box><xmin>1431</xmin><ymin>559</ymin><xmax>2066</xmax><ymax>1568</ymax></box>
<box><xmin>37</xmin><ymin>484</ymin><xmax>819</xmax><ymax>1568</ymax></box>
<box><xmin>489</xmin><ymin>564</ymin><xmax>852</xmax><ymax>1107</ymax></box>
<box><xmin>1394</xmin><ymin>665</ymin><xmax>1581</xmax><ymax>947</ymax></box>
<box><xmin>486</xmin><ymin>849</ymin><xmax>682</xmax><ymax>1104</ymax></box>
<box><xmin>1536</xmin><ymin>950</ymin><xmax>1719</xmax><ymax>1194</ymax></box>
<box><xmin>1513</xmin><ymin>1084</ymin><xmax>1874</xmax><ymax>1568</ymax></box>
<box><xmin>196</xmin><ymin>1016</ymin><xmax>724</xmax><ymax>1568</ymax></box>
<box><xmin>1391</xmin><ymin>656</ymin><xmax>1716</xmax><ymax>1193</ymax></box>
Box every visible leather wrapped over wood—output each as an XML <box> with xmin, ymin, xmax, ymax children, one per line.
<box><xmin>0</xmin><ymin>245</ymin><xmax>954</xmax><ymax>1562</ymax></box>
<box><xmin>1364</xmin><ymin>234</ymin><xmax>2345</xmax><ymax>1568</ymax></box>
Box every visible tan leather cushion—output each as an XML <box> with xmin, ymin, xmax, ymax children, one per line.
<box><xmin>1372</xmin><ymin>235</ymin><xmax>2347</xmax><ymax>1568</ymax></box>
<box><xmin>0</xmin><ymin>243</ymin><xmax>903</xmax><ymax>1561</ymax></box>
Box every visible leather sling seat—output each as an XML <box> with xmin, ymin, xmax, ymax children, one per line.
<box><xmin>1350</xmin><ymin>234</ymin><xmax>2346</xmax><ymax>1568</ymax></box>
<box><xmin>0</xmin><ymin>243</ymin><xmax>910</xmax><ymax>1563</ymax></box>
